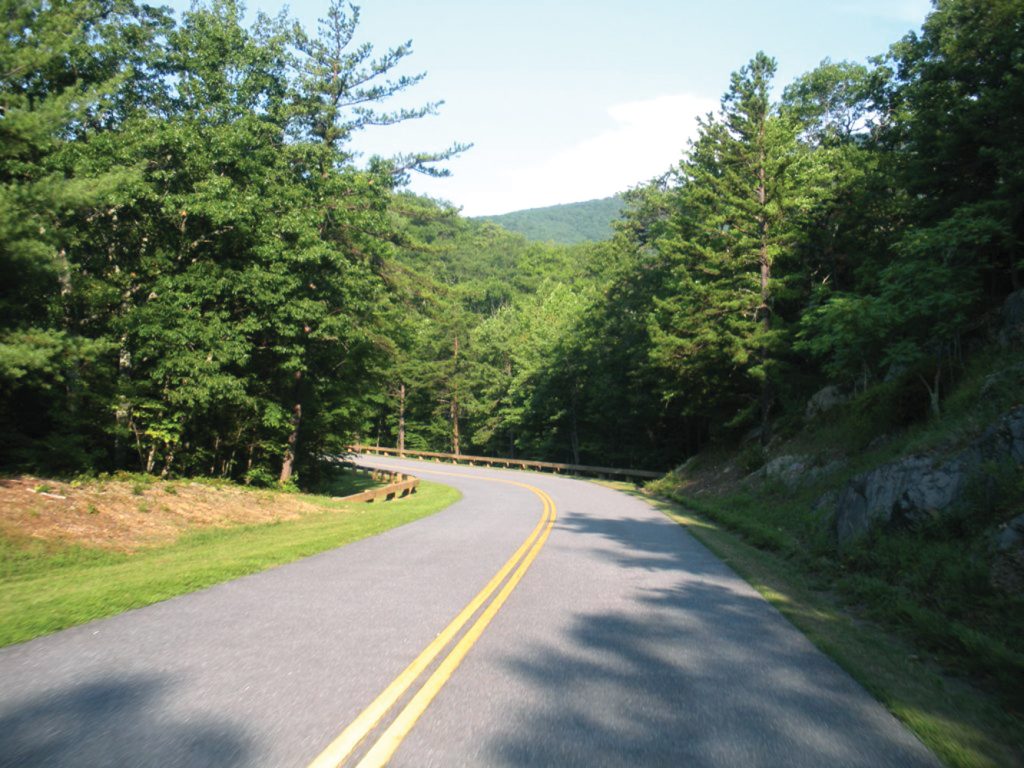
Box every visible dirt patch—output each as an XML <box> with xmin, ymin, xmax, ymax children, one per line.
<box><xmin>0</xmin><ymin>475</ymin><xmax>341</xmax><ymax>552</ymax></box>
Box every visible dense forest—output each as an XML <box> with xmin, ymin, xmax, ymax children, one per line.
<box><xmin>474</xmin><ymin>195</ymin><xmax>624</xmax><ymax>244</ymax></box>
<box><xmin>3</xmin><ymin>0</ymin><xmax>1021</xmax><ymax>486</ymax></box>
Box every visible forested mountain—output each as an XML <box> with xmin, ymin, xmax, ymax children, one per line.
<box><xmin>372</xmin><ymin>0</ymin><xmax>1022</xmax><ymax>470</ymax></box>
<box><xmin>474</xmin><ymin>196</ymin><xmax>624</xmax><ymax>244</ymax></box>
<box><xmin>4</xmin><ymin>0</ymin><xmax>1021</xmax><ymax>482</ymax></box>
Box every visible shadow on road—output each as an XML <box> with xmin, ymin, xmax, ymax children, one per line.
<box><xmin>483</xmin><ymin>504</ymin><xmax>935</xmax><ymax>767</ymax></box>
<box><xmin>0</xmin><ymin>674</ymin><xmax>251</xmax><ymax>768</ymax></box>
<box><xmin>556</xmin><ymin>506</ymin><xmax>729</xmax><ymax>576</ymax></box>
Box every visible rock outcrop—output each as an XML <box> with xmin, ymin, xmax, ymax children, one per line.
<box><xmin>999</xmin><ymin>289</ymin><xmax>1024</xmax><ymax>347</ymax></box>
<box><xmin>833</xmin><ymin>406</ymin><xmax>1024</xmax><ymax>547</ymax></box>
<box><xmin>805</xmin><ymin>385</ymin><xmax>848</xmax><ymax>421</ymax></box>
<box><xmin>746</xmin><ymin>454</ymin><xmax>845</xmax><ymax>491</ymax></box>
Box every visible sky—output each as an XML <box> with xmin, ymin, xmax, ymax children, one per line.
<box><xmin>166</xmin><ymin>0</ymin><xmax>933</xmax><ymax>216</ymax></box>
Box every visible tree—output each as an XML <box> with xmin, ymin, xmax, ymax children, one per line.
<box><xmin>886</xmin><ymin>0</ymin><xmax>1023</xmax><ymax>295</ymax></box>
<box><xmin>650</xmin><ymin>52</ymin><xmax>802</xmax><ymax>438</ymax></box>
<box><xmin>799</xmin><ymin>0</ymin><xmax>1024</xmax><ymax>412</ymax></box>
<box><xmin>0</xmin><ymin>0</ymin><xmax>168</xmax><ymax>470</ymax></box>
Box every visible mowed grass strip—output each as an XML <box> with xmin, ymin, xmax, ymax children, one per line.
<box><xmin>599</xmin><ymin>483</ymin><xmax>1023</xmax><ymax>768</ymax></box>
<box><xmin>0</xmin><ymin>480</ymin><xmax>460</xmax><ymax>648</ymax></box>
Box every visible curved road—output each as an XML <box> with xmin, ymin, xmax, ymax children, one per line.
<box><xmin>0</xmin><ymin>457</ymin><xmax>937</xmax><ymax>767</ymax></box>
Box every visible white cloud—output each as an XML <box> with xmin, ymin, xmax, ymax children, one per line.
<box><xmin>450</xmin><ymin>92</ymin><xmax>717</xmax><ymax>217</ymax></box>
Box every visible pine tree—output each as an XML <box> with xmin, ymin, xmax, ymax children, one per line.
<box><xmin>651</xmin><ymin>52</ymin><xmax>801</xmax><ymax>437</ymax></box>
<box><xmin>0</xmin><ymin>0</ymin><xmax>167</xmax><ymax>470</ymax></box>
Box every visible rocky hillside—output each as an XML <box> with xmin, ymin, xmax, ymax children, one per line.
<box><xmin>650</xmin><ymin>289</ymin><xmax>1024</xmax><ymax>714</ymax></box>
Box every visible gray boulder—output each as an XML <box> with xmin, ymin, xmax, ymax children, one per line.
<box><xmin>980</xmin><ymin>362</ymin><xmax>1024</xmax><ymax>400</ymax></box>
<box><xmin>1004</xmin><ymin>288</ymin><xmax>1024</xmax><ymax>326</ymax></box>
<box><xmin>834</xmin><ymin>456</ymin><xmax>962</xmax><ymax>545</ymax></box>
<box><xmin>999</xmin><ymin>289</ymin><xmax>1024</xmax><ymax>347</ymax></box>
<box><xmin>962</xmin><ymin>406</ymin><xmax>1024</xmax><ymax>466</ymax></box>
<box><xmin>805</xmin><ymin>385</ymin><xmax>848</xmax><ymax>420</ymax></box>
<box><xmin>884</xmin><ymin>360</ymin><xmax>910</xmax><ymax>382</ymax></box>
<box><xmin>761</xmin><ymin>455</ymin><xmax>809</xmax><ymax>487</ymax></box>
<box><xmin>812</xmin><ymin>489</ymin><xmax>840</xmax><ymax>521</ymax></box>
<box><xmin>996</xmin><ymin>513</ymin><xmax>1024</xmax><ymax>552</ymax></box>
<box><xmin>834</xmin><ymin>406</ymin><xmax>1024</xmax><ymax>547</ymax></box>
<box><xmin>747</xmin><ymin>454</ymin><xmax>845</xmax><ymax>491</ymax></box>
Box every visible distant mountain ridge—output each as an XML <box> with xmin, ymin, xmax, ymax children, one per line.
<box><xmin>474</xmin><ymin>195</ymin><xmax>624</xmax><ymax>244</ymax></box>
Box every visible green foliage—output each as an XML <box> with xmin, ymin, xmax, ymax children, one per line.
<box><xmin>244</xmin><ymin>467</ymin><xmax>277</xmax><ymax>488</ymax></box>
<box><xmin>798</xmin><ymin>0</ymin><xmax>1023</xmax><ymax>412</ymax></box>
<box><xmin>646</xmin><ymin>52</ymin><xmax>804</xmax><ymax>436</ymax></box>
<box><xmin>5</xmin><ymin>0</ymin><xmax>1023</xmax><ymax>495</ymax></box>
<box><xmin>1</xmin><ymin>0</ymin><xmax>455</xmax><ymax>481</ymax></box>
<box><xmin>363</xmin><ymin>1</ymin><xmax>1024</xmax><ymax>476</ymax></box>
<box><xmin>475</xmin><ymin>196</ymin><xmax>625</xmax><ymax>244</ymax></box>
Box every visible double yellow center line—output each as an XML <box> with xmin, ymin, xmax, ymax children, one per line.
<box><xmin>308</xmin><ymin>468</ymin><xmax>557</xmax><ymax>768</ymax></box>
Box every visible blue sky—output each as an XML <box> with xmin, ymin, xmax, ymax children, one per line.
<box><xmin>168</xmin><ymin>0</ymin><xmax>932</xmax><ymax>215</ymax></box>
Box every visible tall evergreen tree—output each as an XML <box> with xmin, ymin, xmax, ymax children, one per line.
<box><xmin>650</xmin><ymin>52</ymin><xmax>802</xmax><ymax>437</ymax></box>
<box><xmin>0</xmin><ymin>0</ymin><xmax>168</xmax><ymax>469</ymax></box>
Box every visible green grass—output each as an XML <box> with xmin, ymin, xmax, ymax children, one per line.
<box><xmin>304</xmin><ymin>466</ymin><xmax>388</xmax><ymax>498</ymax></box>
<box><xmin>611</xmin><ymin>484</ymin><xmax>1024</xmax><ymax>768</ymax></box>
<box><xmin>0</xmin><ymin>480</ymin><xmax>460</xmax><ymax>647</ymax></box>
<box><xmin>649</xmin><ymin>475</ymin><xmax>1024</xmax><ymax>707</ymax></box>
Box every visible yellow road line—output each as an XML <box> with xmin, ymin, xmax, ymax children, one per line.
<box><xmin>307</xmin><ymin>465</ymin><xmax>556</xmax><ymax>768</ymax></box>
<box><xmin>357</xmin><ymin>486</ymin><xmax>556</xmax><ymax>767</ymax></box>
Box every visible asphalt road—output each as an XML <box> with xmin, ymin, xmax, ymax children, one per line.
<box><xmin>0</xmin><ymin>457</ymin><xmax>939</xmax><ymax>767</ymax></box>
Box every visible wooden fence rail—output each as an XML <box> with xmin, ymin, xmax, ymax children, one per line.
<box><xmin>347</xmin><ymin>445</ymin><xmax>663</xmax><ymax>483</ymax></box>
<box><xmin>331</xmin><ymin>462</ymin><xmax>420</xmax><ymax>503</ymax></box>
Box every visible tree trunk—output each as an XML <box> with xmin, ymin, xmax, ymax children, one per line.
<box><xmin>1010</xmin><ymin>215</ymin><xmax>1021</xmax><ymax>290</ymax></box>
<box><xmin>161</xmin><ymin>448</ymin><xmax>175</xmax><ymax>479</ymax></box>
<box><xmin>921</xmin><ymin>364</ymin><xmax>942</xmax><ymax>418</ymax></box>
<box><xmin>209</xmin><ymin>434</ymin><xmax>220</xmax><ymax>476</ymax></box>
<box><xmin>115</xmin><ymin>338</ymin><xmax>131</xmax><ymax>469</ymax></box>
<box><xmin>451</xmin><ymin>395</ymin><xmax>460</xmax><ymax>456</ymax></box>
<box><xmin>759</xmin><ymin>381</ymin><xmax>775</xmax><ymax>445</ymax></box>
<box><xmin>756</xmin><ymin>133</ymin><xmax>773</xmax><ymax>446</ymax></box>
<box><xmin>279</xmin><ymin>370</ymin><xmax>303</xmax><ymax>484</ymax></box>
<box><xmin>398</xmin><ymin>382</ymin><xmax>406</xmax><ymax>455</ymax></box>
<box><xmin>570</xmin><ymin>413</ymin><xmax>581</xmax><ymax>466</ymax></box>
<box><xmin>450</xmin><ymin>335</ymin><xmax>460</xmax><ymax>455</ymax></box>
<box><xmin>757</xmin><ymin>155</ymin><xmax>771</xmax><ymax>327</ymax></box>
<box><xmin>570</xmin><ymin>383</ymin><xmax>581</xmax><ymax>465</ymax></box>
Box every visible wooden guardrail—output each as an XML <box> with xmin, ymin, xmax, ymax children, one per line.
<box><xmin>348</xmin><ymin>445</ymin><xmax>663</xmax><ymax>482</ymax></box>
<box><xmin>331</xmin><ymin>463</ymin><xmax>419</xmax><ymax>503</ymax></box>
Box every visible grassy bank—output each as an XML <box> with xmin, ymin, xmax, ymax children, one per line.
<box><xmin>0</xmin><ymin>479</ymin><xmax>459</xmax><ymax>647</ymax></box>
